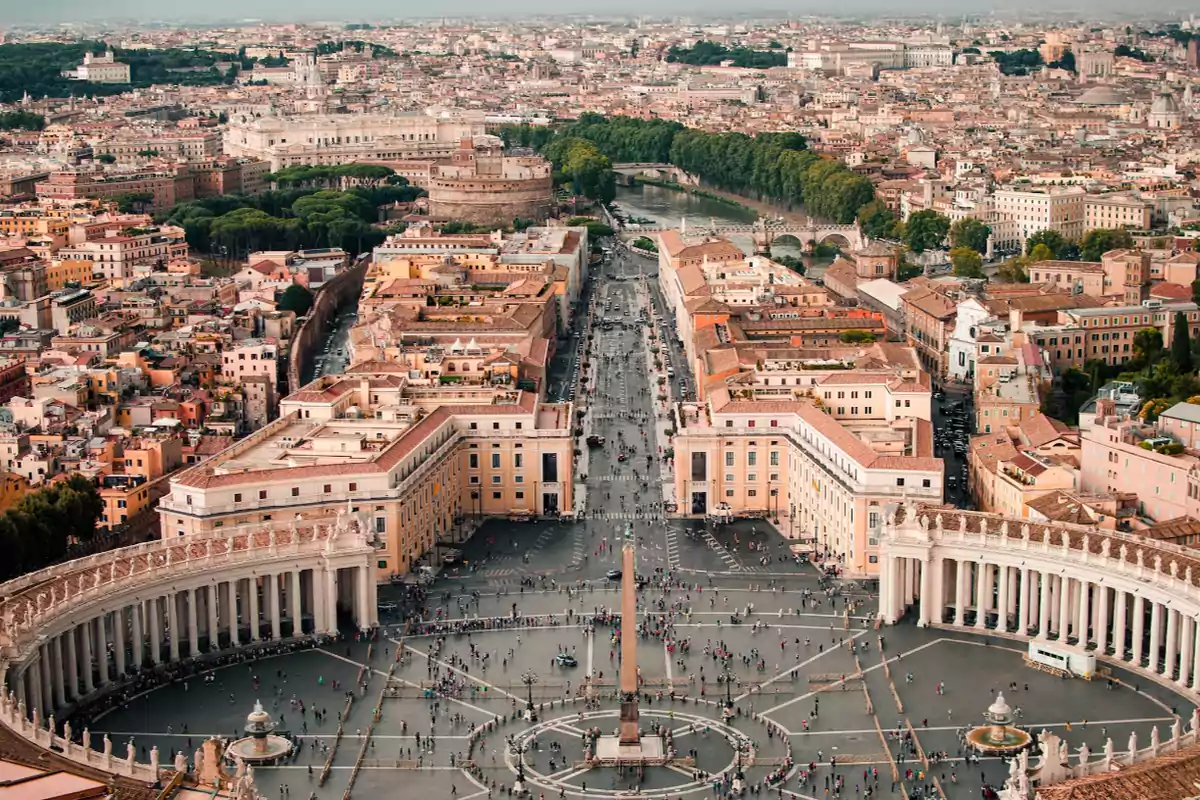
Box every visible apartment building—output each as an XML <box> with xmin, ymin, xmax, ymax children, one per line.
<box><xmin>967</xmin><ymin>412</ymin><xmax>1078</xmax><ymax>514</ymax></box>
<box><xmin>901</xmin><ymin>285</ymin><xmax>957</xmax><ymax>378</ymax></box>
<box><xmin>1080</xmin><ymin>398</ymin><xmax>1200</xmax><ymax>524</ymax></box>
<box><xmin>992</xmin><ymin>185</ymin><xmax>1086</xmax><ymax>251</ymax></box>
<box><xmin>1085</xmin><ymin>194</ymin><xmax>1152</xmax><ymax>232</ymax></box>
<box><xmin>672</xmin><ymin>385</ymin><xmax>942</xmax><ymax>577</ymax></box>
<box><xmin>57</xmin><ymin>226</ymin><xmax>189</xmax><ymax>281</ymax></box>
<box><xmin>157</xmin><ymin>367</ymin><xmax>574</xmax><ymax>581</ymax></box>
<box><xmin>92</xmin><ymin>130</ymin><xmax>223</xmax><ymax>164</ymax></box>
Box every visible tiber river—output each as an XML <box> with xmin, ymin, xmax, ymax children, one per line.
<box><xmin>612</xmin><ymin>183</ymin><xmax>833</xmax><ymax>273</ymax></box>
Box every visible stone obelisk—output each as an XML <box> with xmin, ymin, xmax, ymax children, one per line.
<box><xmin>618</xmin><ymin>542</ymin><xmax>640</xmax><ymax>745</ymax></box>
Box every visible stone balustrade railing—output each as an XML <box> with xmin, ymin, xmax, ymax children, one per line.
<box><xmin>0</xmin><ymin>686</ymin><xmax>162</xmax><ymax>782</ymax></box>
<box><xmin>1005</xmin><ymin>709</ymin><xmax>1200</xmax><ymax>797</ymax></box>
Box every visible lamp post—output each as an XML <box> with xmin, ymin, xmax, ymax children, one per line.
<box><xmin>521</xmin><ymin>670</ymin><xmax>538</xmax><ymax>722</ymax></box>
<box><xmin>513</xmin><ymin>741</ymin><xmax>528</xmax><ymax>796</ymax></box>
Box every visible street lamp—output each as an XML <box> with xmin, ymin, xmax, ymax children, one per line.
<box><xmin>521</xmin><ymin>670</ymin><xmax>538</xmax><ymax>722</ymax></box>
<box><xmin>513</xmin><ymin>741</ymin><xmax>528</xmax><ymax>796</ymax></box>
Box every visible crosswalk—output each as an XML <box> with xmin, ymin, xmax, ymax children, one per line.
<box><xmin>665</xmin><ymin>526</ymin><xmax>681</xmax><ymax>570</ymax></box>
<box><xmin>571</xmin><ymin>529</ymin><xmax>587</xmax><ymax>564</ymax></box>
<box><xmin>702</xmin><ymin>529</ymin><xmax>742</xmax><ymax>571</ymax></box>
<box><xmin>593</xmin><ymin>474</ymin><xmax>641</xmax><ymax>482</ymax></box>
<box><xmin>585</xmin><ymin>511</ymin><xmax>666</xmax><ymax>521</ymax></box>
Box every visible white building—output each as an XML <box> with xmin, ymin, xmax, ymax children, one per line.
<box><xmin>992</xmin><ymin>185</ymin><xmax>1086</xmax><ymax>251</ymax></box>
<box><xmin>904</xmin><ymin>46</ymin><xmax>955</xmax><ymax>68</ymax></box>
<box><xmin>62</xmin><ymin>51</ymin><xmax>131</xmax><ymax>84</ymax></box>
<box><xmin>223</xmin><ymin>110</ymin><xmax>487</xmax><ymax>171</ymax></box>
<box><xmin>948</xmin><ymin>297</ymin><xmax>994</xmax><ymax>382</ymax></box>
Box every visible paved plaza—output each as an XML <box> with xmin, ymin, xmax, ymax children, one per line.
<box><xmin>85</xmin><ymin>252</ymin><xmax>1196</xmax><ymax>800</ymax></box>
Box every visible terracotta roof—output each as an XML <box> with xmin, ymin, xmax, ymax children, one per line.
<box><xmin>1037</xmin><ymin>739</ymin><xmax>1200</xmax><ymax>800</ymax></box>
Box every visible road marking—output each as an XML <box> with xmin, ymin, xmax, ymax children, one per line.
<box><xmin>402</xmin><ymin>643</ymin><xmax>522</xmax><ymax>703</ymax></box>
<box><xmin>587</xmin><ymin>633</ymin><xmax>594</xmax><ymax>677</ymax></box>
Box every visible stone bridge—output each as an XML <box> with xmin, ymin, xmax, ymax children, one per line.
<box><xmin>627</xmin><ymin>220</ymin><xmax>866</xmax><ymax>253</ymax></box>
<box><xmin>610</xmin><ymin>162</ymin><xmax>697</xmax><ymax>186</ymax></box>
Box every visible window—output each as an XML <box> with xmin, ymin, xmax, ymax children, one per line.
<box><xmin>725</xmin><ymin>452</ymin><xmax>735</xmax><ymax>467</ymax></box>
<box><xmin>542</xmin><ymin>453</ymin><xmax>559</xmax><ymax>482</ymax></box>
<box><xmin>725</xmin><ymin>474</ymin><xmax>735</xmax><ymax>483</ymax></box>
<box><xmin>469</xmin><ymin>454</ymin><xmax>479</xmax><ymax>469</ymax></box>
<box><xmin>747</xmin><ymin>452</ymin><xmax>757</xmax><ymax>467</ymax></box>
<box><xmin>725</xmin><ymin>489</ymin><xmax>734</xmax><ymax>497</ymax></box>
<box><xmin>469</xmin><ymin>422</ymin><xmax>477</xmax><ymax>430</ymax></box>
<box><xmin>258</xmin><ymin>490</ymin><xmax>267</xmax><ymax>500</ymax></box>
<box><xmin>515</xmin><ymin>491</ymin><xmax>524</xmax><ymax>500</ymax></box>
<box><xmin>493</xmin><ymin>422</ymin><xmax>500</xmax><ymax>430</ymax></box>
<box><xmin>896</xmin><ymin>478</ymin><xmax>905</xmax><ymax>487</ymax></box>
<box><xmin>770</xmin><ymin>451</ymin><xmax>779</xmax><ymax>466</ymax></box>
<box><xmin>492</xmin><ymin>491</ymin><xmax>502</xmax><ymax>499</ymax></box>
<box><xmin>492</xmin><ymin>475</ymin><xmax>501</xmax><ymax>484</ymax></box>
<box><xmin>349</xmin><ymin>483</ymin><xmax>357</xmax><ymax>492</ymax></box>
<box><xmin>491</xmin><ymin>453</ymin><xmax>501</xmax><ymax>469</ymax></box>
<box><xmin>323</xmin><ymin>484</ymin><xmax>332</xmax><ymax>494</ymax></box>
<box><xmin>234</xmin><ymin>493</ymin><xmax>242</xmax><ymax>503</ymax></box>
<box><xmin>748</xmin><ymin>489</ymin><xmax>757</xmax><ymax>497</ymax></box>
<box><xmin>922</xmin><ymin>479</ymin><xmax>931</xmax><ymax>488</ymax></box>
<box><xmin>747</xmin><ymin>474</ymin><xmax>757</xmax><ymax>482</ymax></box>
<box><xmin>514</xmin><ymin>453</ymin><xmax>523</xmax><ymax>468</ymax></box>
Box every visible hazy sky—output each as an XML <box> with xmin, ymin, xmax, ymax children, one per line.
<box><xmin>4</xmin><ymin>0</ymin><xmax>1187</xmax><ymax>24</ymax></box>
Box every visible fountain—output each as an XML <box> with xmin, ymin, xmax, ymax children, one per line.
<box><xmin>224</xmin><ymin>701</ymin><xmax>294</xmax><ymax>765</ymax></box>
<box><xmin>964</xmin><ymin>693</ymin><xmax>1033</xmax><ymax>756</ymax></box>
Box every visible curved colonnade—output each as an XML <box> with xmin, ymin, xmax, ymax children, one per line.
<box><xmin>0</xmin><ymin>518</ymin><xmax>377</xmax><ymax>780</ymax></box>
<box><xmin>880</xmin><ymin>505</ymin><xmax>1200</xmax><ymax>692</ymax></box>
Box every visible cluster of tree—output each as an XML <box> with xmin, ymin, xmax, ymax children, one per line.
<box><xmin>0</xmin><ymin>111</ymin><xmax>46</xmax><ymax>131</ymax></box>
<box><xmin>988</xmin><ymin>48</ymin><xmax>1043</xmax><ymax>75</ymax></box>
<box><xmin>632</xmin><ymin>236</ymin><xmax>658</xmax><ymax>252</ymax></box>
<box><xmin>542</xmin><ymin>137</ymin><xmax>616</xmax><ymax>203</ymax></box>
<box><xmin>949</xmin><ymin>218</ymin><xmax>992</xmax><ymax>254</ymax></box>
<box><xmin>502</xmin><ymin>114</ymin><xmax>876</xmax><ymax>224</ymax></box>
<box><xmin>264</xmin><ymin>163</ymin><xmax>402</xmax><ymax>188</ymax></box>
<box><xmin>665</xmin><ymin>40</ymin><xmax>787</xmax><ymax>69</ymax></box>
<box><xmin>0</xmin><ymin>42</ymin><xmax>236</xmax><ymax>102</ymax></box>
<box><xmin>1114</xmin><ymin>44</ymin><xmax>1155</xmax><ymax>62</ymax></box>
<box><xmin>669</xmin><ymin>129</ymin><xmax>872</xmax><ymax>223</ymax></box>
<box><xmin>314</xmin><ymin>40</ymin><xmax>397</xmax><ymax>58</ymax></box>
<box><xmin>0</xmin><ymin>475</ymin><xmax>103</xmax><ymax>582</ymax></box>
<box><xmin>1142</xmin><ymin>27</ymin><xmax>1195</xmax><ymax>45</ymax></box>
<box><xmin>856</xmin><ymin>200</ymin><xmax>900</xmax><ymax>240</ymax></box>
<box><xmin>949</xmin><ymin>247</ymin><xmax>985</xmax><ymax>278</ymax></box>
<box><xmin>495</xmin><ymin>123</ymin><xmax>558</xmax><ymax>152</ymax></box>
<box><xmin>838</xmin><ymin>330</ymin><xmax>877</xmax><ymax>344</ymax></box>
<box><xmin>276</xmin><ymin>284</ymin><xmax>314</xmax><ymax>316</ymax></box>
<box><xmin>771</xmin><ymin>253</ymin><xmax>806</xmax><ymax>275</ymax></box>
<box><xmin>165</xmin><ymin>176</ymin><xmax>422</xmax><ymax>261</ymax></box>
<box><xmin>1048</xmin><ymin>50</ymin><xmax>1076</xmax><ymax>72</ymax></box>
<box><xmin>565</xmin><ymin>217</ymin><xmax>614</xmax><ymax>239</ymax></box>
<box><xmin>900</xmin><ymin>210</ymin><xmax>951</xmax><ymax>254</ymax></box>
<box><xmin>1025</xmin><ymin>227</ymin><xmax>1134</xmax><ymax>262</ymax></box>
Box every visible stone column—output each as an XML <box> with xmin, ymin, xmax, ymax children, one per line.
<box><xmin>1095</xmin><ymin>585</ymin><xmax>1109</xmax><ymax>655</ymax></box>
<box><xmin>248</xmin><ymin>577</ymin><xmax>261</xmax><ymax>641</ymax></box>
<box><xmin>1164</xmin><ymin>608</ymin><xmax>1179</xmax><ymax>679</ymax></box>
<box><xmin>954</xmin><ymin>560</ymin><xmax>967</xmax><ymax>626</ymax></box>
<box><xmin>1114</xmin><ymin>590</ymin><xmax>1128</xmax><ymax>661</ymax></box>
<box><xmin>95</xmin><ymin>612</ymin><xmax>108</xmax><ymax>686</ymax></box>
<box><xmin>51</xmin><ymin>635</ymin><xmax>65</xmax><ymax>708</ymax></box>
<box><xmin>149</xmin><ymin>596</ymin><xmax>163</xmax><ymax>664</ymax></box>
<box><xmin>39</xmin><ymin>645</ymin><xmax>53</xmax><ymax>715</ymax></box>
<box><xmin>1178</xmin><ymin>616</ymin><xmax>1193</xmax><ymax>689</ymax></box>
<box><xmin>919</xmin><ymin>557</ymin><xmax>934</xmax><ymax>626</ymax></box>
<box><xmin>270</xmin><ymin>574</ymin><xmax>282</xmax><ymax>640</ymax></box>
<box><xmin>1132</xmin><ymin>596</ymin><xmax>1146</xmax><ymax>665</ymax></box>
<box><xmin>1149</xmin><ymin>602</ymin><xmax>1164</xmax><ymax>672</ymax></box>
<box><xmin>188</xmin><ymin>589</ymin><xmax>199</xmax><ymax>657</ymax></box>
<box><xmin>1057</xmin><ymin>577</ymin><xmax>1071</xmax><ymax>641</ymax></box>
<box><xmin>228</xmin><ymin>581</ymin><xmax>240</xmax><ymax>646</ymax></box>
<box><xmin>357</xmin><ymin>566</ymin><xmax>371</xmax><ymax>629</ymax></box>
<box><xmin>167</xmin><ymin>592</ymin><xmax>180</xmax><ymax>662</ymax></box>
<box><xmin>1076</xmin><ymin>580</ymin><xmax>1089</xmax><ymax>645</ymax></box>
<box><xmin>80</xmin><ymin>619</ymin><xmax>94</xmax><ymax>695</ymax></box>
<box><xmin>30</xmin><ymin>658</ymin><xmax>43</xmax><ymax>718</ymax></box>
<box><xmin>114</xmin><ymin>607</ymin><xmax>127</xmax><ymax>677</ymax></box>
<box><xmin>326</xmin><ymin>567</ymin><xmax>339</xmax><ymax>634</ymax></box>
<box><xmin>1017</xmin><ymin>568</ymin><xmax>1031</xmax><ymax>634</ymax></box>
<box><xmin>292</xmin><ymin>570</ymin><xmax>304</xmax><ymax>635</ymax></box>
<box><xmin>1192</xmin><ymin>618</ymin><xmax>1200</xmax><ymax>690</ymax></box>
<box><xmin>1038</xmin><ymin>571</ymin><xmax>1051</xmax><ymax>639</ymax></box>
<box><xmin>881</xmin><ymin>557</ymin><xmax>895</xmax><ymax>622</ymax></box>
<box><xmin>973</xmin><ymin>563</ymin><xmax>988</xmax><ymax>630</ymax></box>
<box><xmin>1049</xmin><ymin>574</ymin><xmax>1061</xmax><ymax>635</ymax></box>
<box><xmin>64</xmin><ymin>627</ymin><xmax>78</xmax><ymax>699</ymax></box>
<box><xmin>996</xmin><ymin>565</ymin><xmax>1010</xmax><ymax>633</ymax></box>
<box><xmin>207</xmin><ymin>584</ymin><xmax>220</xmax><ymax>651</ymax></box>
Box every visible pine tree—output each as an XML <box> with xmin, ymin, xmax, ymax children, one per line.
<box><xmin>1172</xmin><ymin>311</ymin><xmax>1193</xmax><ymax>373</ymax></box>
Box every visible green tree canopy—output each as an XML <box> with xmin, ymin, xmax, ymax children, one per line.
<box><xmin>1080</xmin><ymin>228</ymin><xmax>1134</xmax><ymax>261</ymax></box>
<box><xmin>856</xmin><ymin>200</ymin><xmax>898</xmax><ymax>240</ymax></box>
<box><xmin>904</xmin><ymin>210</ymin><xmax>950</xmax><ymax>254</ymax></box>
<box><xmin>1171</xmin><ymin>311</ymin><xmax>1193</xmax><ymax>373</ymax></box>
<box><xmin>1025</xmin><ymin>229</ymin><xmax>1070</xmax><ymax>259</ymax></box>
<box><xmin>949</xmin><ymin>246</ymin><xmax>985</xmax><ymax>278</ymax></box>
<box><xmin>949</xmin><ymin>218</ymin><xmax>991</xmax><ymax>253</ymax></box>
<box><xmin>277</xmin><ymin>283</ymin><xmax>314</xmax><ymax>316</ymax></box>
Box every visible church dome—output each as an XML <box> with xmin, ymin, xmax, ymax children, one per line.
<box><xmin>1075</xmin><ymin>85</ymin><xmax>1130</xmax><ymax>106</ymax></box>
<box><xmin>1151</xmin><ymin>91</ymin><xmax>1180</xmax><ymax>115</ymax></box>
